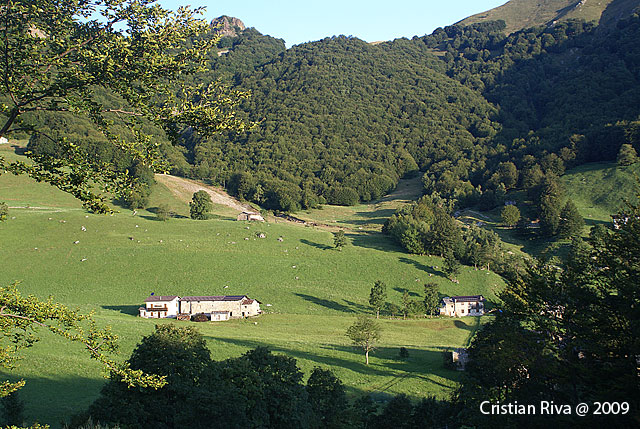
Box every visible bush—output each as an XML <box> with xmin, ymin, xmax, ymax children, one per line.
<box><xmin>191</xmin><ymin>313</ymin><xmax>209</xmax><ymax>322</ymax></box>
<box><xmin>0</xmin><ymin>202</ymin><xmax>8</xmax><ymax>222</ymax></box>
<box><xmin>156</xmin><ymin>204</ymin><xmax>170</xmax><ymax>221</ymax></box>
<box><xmin>399</xmin><ymin>347</ymin><xmax>409</xmax><ymax>359</ymax></box>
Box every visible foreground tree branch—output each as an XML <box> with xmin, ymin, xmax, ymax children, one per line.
<box><xmin>0</xmin><ymin>0</ymin><xmax>250</xmax><ymax>213</ymax></box>
<box><xmin>0</xmin><ymin>282</ymin><xmax>167</xmax><ymax>398</ymax></box>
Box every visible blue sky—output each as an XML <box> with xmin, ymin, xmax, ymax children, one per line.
<box><xmin>158</xmin><ymin>1</ymin><xmax>508</xmax><ymax>47</ymax></box>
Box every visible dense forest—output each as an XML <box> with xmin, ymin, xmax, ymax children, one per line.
<box><xmin>180</xmin><ymin>15</ymin><xmax>640</xmax><ymax>213</ymax></box>
<box><xmin>22</xmin><ymin>14</ymin><xmax>640</xmax><ymax>215</ymax></box>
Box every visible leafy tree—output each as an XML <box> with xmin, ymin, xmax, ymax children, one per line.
<box><xmin>558</xmin><ymin>199</ymin><xmax>584</xmax><ymax>238</ymax></box>
<box><xmin>0</xmin><ymin>202</ymin><xmax>7</xmax><ymax>222</ymax></box>
<box><xmin>368</xmin><ymin>280</ymin><xmax>387</xmax><ymax>319</ymax></box>
<box><xmin>373</xmin><ymin>394</ymin><xmax>413</xmax><ymax>429</ymax></box>
<box><xmin>189</xmin><ymin>190</ymin><xmax>213</xmax><ymax>220</ymax></box>
<box><xmin>398</xmin><ymin>347</ymin><xmax>410</xmax><ymax>359</ymax></box>
<box><xmin>501</xmin><ymin>204</ymin><xmax>520</xmax><ymax>227</ymax></box>
<box><xmin>306</xmin><ymin>367</ymin><xmax>349</xmax><ymax>428</ymax></box>
<box><xmin>333</xmin><ymin>230</ymin><xmax>347</xmax><ymax>250</ymax></box>
<box><xmin>346</xmin><ymin>316</ymin><xmax>382</xmax><ymax>365</ymax></box>
<box><xmin>0</xmin><ymin>0</ymin><xmax>248</xmax><ymax>213</ymax></box>
<box><xmin>0</xmin><ymin>282</ymin><xmax>164</xmax><ymax>398</ymax></box>
<box><xmin>89</xmin><ymin>324</ymin><xmax>211</xmax><ymax>428</ymax></box>
<box><xmin>617</xmin><ymin>143</ymin><xmax>638</xmax><ymax>166</ymax></box>
<box><xmin>423</xmin><ymin>283</ymin><xmax>440</xmax><ymax>317</ymax></box>
<box><xmin>220</xmin><ymin>347</ymin><xmax>313</xmax><ymax>428</ymax></box>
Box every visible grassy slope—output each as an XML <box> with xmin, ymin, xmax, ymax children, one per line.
<box><xmin>457</xmin><ymin>162</ymin><xmax>640</xmax><ymax>259</ymax></box>
<box><xmin>0</xmin><ymin>144</ymin><xmax>501</xmax><ymax>427</ymax></box>
<box><xmin>457</xmin><ymin>0</ymin><xmax>622</xmax><ymax>34</ymax></box>
<box><xmin>561</xmin><ymin>161</ymin><xmax>640</xmax><ymax>224</ymax></box>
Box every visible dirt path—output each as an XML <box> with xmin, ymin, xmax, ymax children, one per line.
<box><xmin>155</xmin><ymin>174</ymin><xmax>253</xmax><ymax>213</ymax></box>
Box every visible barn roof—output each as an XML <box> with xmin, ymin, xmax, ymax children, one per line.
<box><xmin>450</xmin><ymin>295</ymin><xmax>485</xmax><ymax>302</ymax></box>
<box><xmin>144</xmin><ymin>295</ymin><xmax>179</xmax><ymax>302</ymax></box>
<box><xmin>180</xmin><ymin>295</ymin><xmax>247</xmax><ymax>302</ymax></box>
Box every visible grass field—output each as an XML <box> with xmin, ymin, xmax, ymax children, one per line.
<box><xmin>0</xmin><ymin>144</ymin><xmax>501</xmax><ymax>427</ymax></box>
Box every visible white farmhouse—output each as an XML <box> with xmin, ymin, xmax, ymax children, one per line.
<box><xmin>440</xmin><ymin>295</ymin><xmax>485</xmax><ymax>317</ymax></box>
<box><xmin>139</xmin><ymin>295</ymin><xmax>180</xmax><ymax>318</ymax></box>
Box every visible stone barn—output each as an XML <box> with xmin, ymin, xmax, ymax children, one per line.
<box><xmin>179</xmin><ymin>295</ymin><xmax>262</xmax><ymax>319</ymax></box>
<box><xmin>237</xmin><ymin>211</ymin><xmax>264</xmax><ymax>222</ymax></box>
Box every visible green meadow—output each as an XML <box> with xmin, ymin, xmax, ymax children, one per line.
<box><xmin>1</xmin><ymin>143</ymin><xmax>502</xmax><ymax>426</ymax></box>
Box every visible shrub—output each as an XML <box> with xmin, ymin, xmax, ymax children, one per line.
<box><xmin>191</xmin><ymin>313</ymin><xmax>209</xmax><ymax>322</ymax></box>
<box><xmin>399</xmin><ymin>347</ymin><xmax>409</xmax><ymax>359</ymax></box>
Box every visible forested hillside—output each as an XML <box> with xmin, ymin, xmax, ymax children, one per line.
<box><xmin>169</xmin><ymin>13</ymin><xmax>640</xmax><ymax>214</ymax></box>
<box><xmin>18</xmin><ymin>11</ymin><xmax>640</xmax><ymax>214</ymax></box>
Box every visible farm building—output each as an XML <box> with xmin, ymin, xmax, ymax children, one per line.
<box><xmin>237</xmin><ymin>211</ymin><xmax>264</xmax><ymax>221</ymax></box>
<box><xmin>179</xmin><ymin>295</ymin><xmax>261</xmax><ymax>318</ymax></box>
<box><xmin>440</xmin><ymin>295</ymin><xmax>485</xmax><ymax>317</ymax></box>
<box><xmin>139</xmin><ymin>295</ymin><xmax>180</xmax><ymax>319</ymax></box>
<box><xmin>140</xmin><ymin>294</ymin><xmax>261</xmax><ymax>320</ymax></box>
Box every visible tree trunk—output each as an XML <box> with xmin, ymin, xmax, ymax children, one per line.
<box><xmin>365</xmin><ymin>349</ymin><xmax>369</xmax><ymax>365</ymax></box>
<box><xmin>0</xmin><ymin>108</ymin><xmax>19</xmax><ymax>137</ymax></box>
<box><xmin>376</xmin><ymin>309</ymin><xmax>379</xmax><ymax>319</ymax></box>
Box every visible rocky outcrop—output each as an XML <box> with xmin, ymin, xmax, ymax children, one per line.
<box><xmin>211</xmin><ymin>15</ymin><xmax>246</xmax><ymax>38</ymax></box>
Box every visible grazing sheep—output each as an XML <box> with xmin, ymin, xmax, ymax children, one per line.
<box><xmin>74</xmin><ymin>241</ymin><xmax>80</xmax><ymax>244</ymax></box>
<box><xmin>81</xmin><ymin>226</ymin><xmax>86</xmax><ymax>231</ymax></box>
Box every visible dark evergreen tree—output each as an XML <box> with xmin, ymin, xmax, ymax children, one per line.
<box><xmin>443</xmin><ymin>250</ymin><xmax>461</xmax><ymax>280</ymax></box>
<box><xmin>423</xmin><ymin>283</ymin><xmax>440</xmax><ymax>317</ymax></box>
<box><xmin>538</xmin><ymin>176</ymin><xmax>563</xmax><ymax>236</ymax></box>
<box><xmin>333</xmin><ymin>230</ymin><xmax>347</xmax><ymax>250</ymax></box>
<box><xmin>558</xmin><ymin>199</ymin><xmax>584</xmax><ymax>238</ymax></box>
<box><xmin>401</xmin><ymin>290</ymin><xmax>411</xmax><ymax>320</ymax></box>
<box><xmin>368</xmin><ymin>280</ymin><xmax>387</xmax><ymax>319</ymax></box>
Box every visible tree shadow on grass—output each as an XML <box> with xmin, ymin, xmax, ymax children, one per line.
<box><xmin>101</xmin><ymin>304</ymin><xmax>140</xmax><ymax>316</ymax></box>
<box><xmin>11</xmin><ymin>144</ymin><xmax>27</xmax><ymax>155</ymax></box>
<box><xmin>585</xmin><ymin>218</ymin><xmax>609</xmax><ymax>227</ymax></box>
<box><xmin>342</xmin><ymin>299</ymin><xmax>371</xmax><ymax>313</ymax></box>
<box><xmin>206</xmin><ymin>336</ymin><xmax>460</xmax><ymax>390</ymax></box>
<box><xmin>393</xmin><ymin>287</ymin><xmax>420</xmax><ymax>297</ymax></box>
<box><xmin>347</xmin><ymin>232</ymin><xmax>403</xmax><ymax>252</ymax></box>
<box><xmin>295</xmin><ymin>293</ymin><xmax>354</xmax><ymax>313</ymax></box>
<box><xmin>7</xmin><ymin>374</ymin><xmax>106</xmax><ymax>427</ymax></box>
<box><xmin>300</xmin><ymin>239</ymin><xmax>332</xmax><ymax>250</ymax></box>
<box><xmin>205</xmin><ymin>336</ymin><xmax>391</xmax><ymax>377</ymax></box>
<box><xmin>398</xmin><ymin>257</ymin><xmax>439</xmax><ymax>276</ymax></box>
